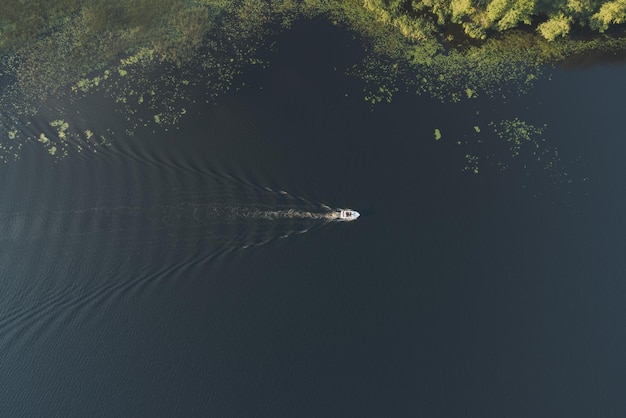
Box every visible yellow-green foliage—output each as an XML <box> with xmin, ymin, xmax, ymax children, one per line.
<box><xmin>345</xmin><ymin>0</ymin><xmax>626</xmax><ymax>102</ymax></box>
<box><xmin>450</xmin><ymin>0</ymin><xmax>474</xmax><ymax>22</ymax></box>
<box><xmin>538</xmin><ymin>14</ymin><xmax>572</xmax><ymax>41</ymax></box>
<box><xmin>359</xmin><ymin>0</ymin><xmax>626</xmax><ymax>40</ymax></box>
<box><xmin>486</xmin><ymin>0</ymin><xmax>535</xmax><ymax>31</ymax></box>
<box><xmin>1</xmin><ymin>0</ymin><xmax>626</xmax><ymax>143</ymax></box>
<box><xmin>590</xmin><ymin>0</ymin><xmax>626</xmax><ymax>31</ymax></box>
<box><xmin>1</xmin><ymin>0</ymin><xmax>626</xmax><ymax>164</ymax></box>
<box><xmin>566</xmin><ymin>0</ymin><xmax>596</xmax><ymax>15</ymax></box>
<box><xmin>362</xmin><ymin>0</ymin><xmax>437</xmax><ymax>41</ymax></box>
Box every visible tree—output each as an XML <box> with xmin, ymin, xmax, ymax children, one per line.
<box><xmin>590</xmin><ymin>0</ymin><xmax>626</xmax><ymax>31</ymax></box>
<box><xmin>486</xmin><ymin>0</ymin><xmax>536</xmax><ymax>31</ymax></box>
<box><xmin>537</xmin><ymin>13</ymin><xmax>572</xmax><ymax>40</ymax></box>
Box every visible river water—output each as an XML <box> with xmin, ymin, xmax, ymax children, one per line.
<box><xmin>1</xmin><ymin>20</ymin><xmax>625</xmax><ymax>417</ymax></box>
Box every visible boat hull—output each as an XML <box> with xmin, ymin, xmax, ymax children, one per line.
<box><xmin>336</xmin><ymin>209</ymin><xmax>360</xmax><ymax>221</ymax></box>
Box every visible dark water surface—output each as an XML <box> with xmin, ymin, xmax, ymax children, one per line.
<box><xmin>1</xmin><ymin>21</ymin><xmax>626</xmax><ymax>417</ymax></box>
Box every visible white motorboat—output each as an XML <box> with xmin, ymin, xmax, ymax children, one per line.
<box><xmin>336</xmin><ymin>208</ymin><xmax>360</xmax><ymax>221</ymax></box>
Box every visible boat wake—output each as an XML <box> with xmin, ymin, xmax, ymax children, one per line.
<box><xmin>0</xmin><ymin>181</ymin><xmax>359</xmax><ymax>354</ymax></box>
<box><xmin>0</xmin><ymin>202</ymin><xmax>357</xmax><ymax>243</ymax></box>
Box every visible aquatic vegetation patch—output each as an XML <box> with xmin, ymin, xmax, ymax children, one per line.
<box><xmin>331</xmin><ymin>1</ymin><xmax>626</xmax><ymax>103</ymax></box>
<box><xmin>0</xmin><ymin>0</ymin><xmax>275</xmax><ymax>160</ymax></box>
<box><xmin>489</xmin><ymin>118</ymin><xmax>547</xmax><ymax>159</ymax></box>
<box><xmin>1</xmin><ymin>0</ymin><xmax>626</xmax><ymax>164</ymax></box>
<box><xmin>38</xmin><ymin>121</ymin><xmax>111</xmax><ymax>161</ymax></box>
<box><xmin>1</xmin><ymin>1</ymin><xmax>625</xmax><ymax>109</ymax></box>
<box><xmin>452</xmin><ymin>118</ymin><xmax>585</xmax><ymax>201</ymax></box>
<box><xmin>0</xmin><ymin>129</ymin><xmax>23</xmax><ymax>163</ymax></box>
<box><xmin>463</xmin><ymin>154</ymin><xmax>480</xmax><ymax>174</ymax></box>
